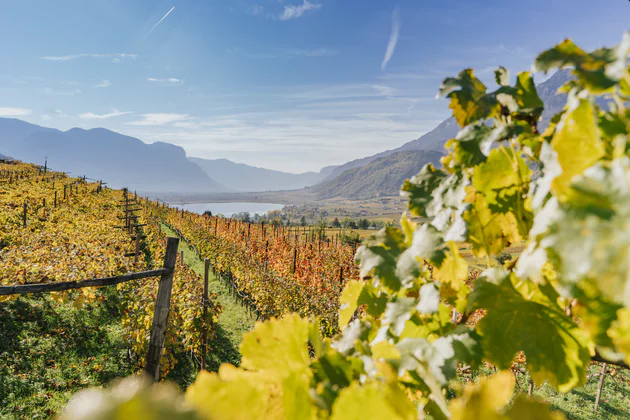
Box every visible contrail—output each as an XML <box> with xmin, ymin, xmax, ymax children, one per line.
<box><xmin>381</xmin><ymin>7</ymin><xmax>400</xmax><ymax>71</ymax></box>
<box><xmin>145</xmin><ymin>6</ymin><xmax>175</xmax><ymax>37</ymax></box>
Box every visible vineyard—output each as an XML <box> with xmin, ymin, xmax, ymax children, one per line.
<box><xmin>2</xmin><ymin>33</ymin><xmax>630</xmax><ymax>420</ymax></box>
<box><xmin>157</xmin><ymin>204</ymin><xmax>359</xmax><ymax>335</ymax></box>
<box><xmin>0</xmin><ymin>161</ymin><xmax>220</xmax><ymax>416</ymax></box>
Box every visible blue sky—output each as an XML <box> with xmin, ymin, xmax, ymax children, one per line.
<box><xmin>1</xmin><ymin>0</ymin><xmax>629</xmax><ymax>172</ymax></box>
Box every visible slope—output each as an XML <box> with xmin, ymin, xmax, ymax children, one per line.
<box><xmin>315</xmin><ymin>150</ymin><xmax>445</xmax><ymax>200</ymax></box>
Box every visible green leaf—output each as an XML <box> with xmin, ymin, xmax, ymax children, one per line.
<box><xmin>396</xmin><ymin>224</ymin><xmax>447</xmax><ymax>284</ymax></box>
<box><xmin>330</xmin><ymin>382</ymin><xmax>415</xmax><ymax>420</ymax></box>
<box><xmin>608</xmin><ymin>308</ymin><xmax>630</xmax><ymax>365</ymax></box>
<box><xmin>240</xmin><ymin>314</ymin><xmax>311</xmax><ymax>378</ymax></box>
<box><xmin>433</xmin><ymin>242</ymin><xmax>468</xmax><ymax>290</ymax></box>
<box><xmin>495</xmin><ymin>67</ymin><xmax>509</xmax><ymax>86</ymax></box>
<box><xmin>339</xmin><ymin>280</ymin><xmax>365</xmax><ymax>329</ymax></box>
<box><xmin>439</xmin><ymin>69</ymin><xmax>499</xmax><ymax>127</ymax></box>
<box><xmin>551</xmin><ymin>92</ymin><xmax>604</xmax><ymax>197</ymax></box>
<box><xmin>357</xmin><ymin>283</ymin><xmax>388</xmax><ymax>318</ymax></box>
<box><xmin>544</xmin><ymin>158</ymin><xmax>630</xmax><ymax>307</ymax></box>
<box><xmin>467</xmin><ymin>269</ymin><xmax>590</xmax><ymax>392</ymax></box>
<box><xmin>535</xmin><ymin>33</ymin><xmax>630</xmax><ymax>93</ymax></box>
<box><xmin>282</xmin><ymin>371</ymin><xmax>315</xmax><ymax>420</ymax></box>
<box><xmin>463</xmin><ymin>192</ymin><xmax>522</xmax><ymax>258</ymax></box>
<box><xmin>473</xmin><ymin>146</ymin><xmax>531</xmax><ymax>210</ymax></box>
<box><xmin>449</xmin><ymin>371</ymin><xmax>514</xmax><ymax>420</ymax></box>
<box><xmin>402</xmin><ymin>164</ymin><xmax>447</xmax><ymax>218</ymax></box>
<box><xmin>449</xmin><ymin>372</ymin><xmax>565</xmax><ymax>420</ymax></box>
<box><xmin>356</xmin><ymin>227</ymin><xmax>407</xmax><ymax>292</ymax></box>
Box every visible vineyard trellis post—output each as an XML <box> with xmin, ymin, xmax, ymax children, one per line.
<box><xmin>201</xmin><ymin>258</ymin><xmax>210</xmax><ymax>371</ymax></box>
<box><xmin>595</xmin><ymin>363</ymin><xmax>608</xmax><ymax>412</ymax></box>
<box><xmin>144</xmin><ymin>236</ymin><xmax>179</xmax><ymax>381</ymax></box>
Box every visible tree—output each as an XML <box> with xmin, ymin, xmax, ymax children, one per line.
<box><xmin>202</xmin><ymin>210</ymin><xmax>212</xmax><ymax>217</ymax></box>
<box><xmin>332</xmin><ymin>217</ymin><xmax>341</xmax><ymax>228</ymax></box>
<box><xmin>358</xmin><ymin>218</ymin><xmax>370</xmax><ymax>229</ymax></box>
<box><xmin>341</xmin><ymin>217</ymin><xmax>357</xmax><ymax>229</ymax></box>
<box><xmin>300</xmin><ymin>216</ymin><xmax>306</xmax><ymax>226</ymax></box>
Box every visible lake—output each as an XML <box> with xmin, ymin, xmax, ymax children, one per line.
<box><xmin>172</xmin><ymin>202</ymin><xmax>285</xmax><ymax>217</ymax></box>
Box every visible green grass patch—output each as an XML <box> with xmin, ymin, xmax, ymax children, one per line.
<box><xmin>160</xmin><ymin>224</ymin><xmax>256</xmax><ymax>371</ymax></box>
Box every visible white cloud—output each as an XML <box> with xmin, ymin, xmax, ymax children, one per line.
<box><xmin>93</xmin><ymin>80</ymin><xmax>112</xmax><ymax>88</ymax></box>
<box><xmin>146</xmin><ymin>77</ymin><xmax>184</xmax><ymax>86</ymax></box>
<box><xmin>41</xmin><ymin>53</ymin><xmax>137</xmax><ymax>62</ymax></box>
<box><xmin>126</xmin><ymin>113</ymin><xmax>191</xmax><ymax>126</ymax></box>
<box><xmin>279</xmin><ymin>0</ymin><xmax>321</xmax><ymax>20</ymax></box>
<box><xmin>381</xmin><ymin>8</ymin><xmax>400</xmax><ymax>71</ymax></box>
<box><xmin>44</xmin><ymin>87</ymin><xmax>82</xmax><ymax>96</ymax></box>
<box><xmin>372</xmin><ymin>85</ymin><xmax>396</xmax><ymax>97</ymax></box>
<box><xmin>0</xmin><ymin>107</ymin><xmax>32</xmax><ymax>117</ymax></box>
<box><xmin>78</xmin><ymin>109</ymin><xmax>133</xmax><ymax>119</ymax></box>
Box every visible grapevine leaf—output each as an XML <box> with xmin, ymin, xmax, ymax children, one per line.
<box><xmin>473</xmin><ymin>146</ymin><xmax>531</xmax><ymax>209</ymax></box>
<box><xmin>186</xmin><ymin>368</ymin><xmax>268</xmax><ymax>420</ymax></box>
<box><xmin>550</xmin><ymin>92</ymin><xmax>604</xmax><ymax>197</ymax></box>
<box><xmin>330</xmin><ymin>382</ymin><xmax>415</xmax><ymax>420</ymax></box>
<box><xmin>433</xmin><ymin>242</ymin><xmax>468</xmax><ymax>290</ymax></box>
<box><xmin>356</xmin><ymin>227</ymin><xmax>406</xmax><ymax>291</ymax></box>
<box><xmin>282</xmin><ymin>371</ymin><xmax>315</xmax><ymax>420</ymax></box>
<box><xmin>449</xmin><ymin>371</ymin><xmax>514</xmax><ymax>420</ymax></box>
<box><xmin>339</xmin><ymin>280</ymin><xmax>365</xmax><ymax>329</ymax></box>
<box><xmin>439</xmin><ymin>69</ymin><xmax>499</xmax><ymax>127</ymax></box>
<box><xmin>544</xmin><ymin>158</ymin><xmax>630</xmax><ymax>306</ymax></box>
<box><xmin>357</xmin><ymin>283</ymin><xmax>388</xmax><ymax>318</ymax></box>
<box><xmin>535</xmin><ymin>32</ymin><xmax>630</xmax><ymax>93</ymax></box>
<box><xmin>449</xmin><ymin>372</ymin><xmax>566</xmax><ymax>420</ymax></box>
<box><xmin>463</xmin><ymin>192</ymin><xmax>521</xmax><ymax>258</ymax></box>
<box><xmin>239</xmin><ymin>314</ymin><xmax>311</xmax><ymax>379</ymax></box>
<box><xmin>417</xmin><ymin>283</ymin><xmax>440</xmax><ymax>314</ymax></box>
<box><xmin>608</xmin><ymin>308</ymin><xmax>630</xmax><ymax>365</ymax></box>
<box><xmin>495</xmin><ymin>67</ymin><xmax>509</xmax><ymax>86</ymax></box>
<box><xmin>402</xmin><ymin>164</ymin><xmax>447</xmax><ymax>218</ymax></box>
<box><xmin>396</xmin><ymin>224</ymin><xmax>446</xmax><ymax>284</ymax></box>
<box><xmin>467</xmin><ymin>269</ymin><xmax>590</xmax><ymax>392</ymax></box>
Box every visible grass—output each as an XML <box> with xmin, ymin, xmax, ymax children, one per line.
<box><xmin>0</xmin><ymin>289</ymin><xmax>135</xmax><ymax>419</ymax></box>
<box><xmin>451</xmin><ymin>364</ymin><xmax>630</xmax><ymax>419</ymax></box>
<box><xmin>160</xmin><ymin>224</ymin><xmax>256</xmax><ymax>371</ymax></box>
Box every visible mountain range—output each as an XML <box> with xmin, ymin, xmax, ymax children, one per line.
<box><xmin>189</xmin><ymin>157</ymin><xmax>336</xmax><ymax>192</ymax></box>
<box><xmin>0</xmin><ymin>118</ymin><xmax>224</xmax><ymax>194</ymax></box>
<box><xmin>0</xmin><ymin>69</ymin><xmax>570</xmax><ymax>199</ymax></box>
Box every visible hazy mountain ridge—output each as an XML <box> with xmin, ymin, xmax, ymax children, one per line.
<box><xmin>315</xmin><ymin>150</ymin><xmax>445</xmax><ymax>199</ymax></box>
<box><xmin>190</xmin><ymin>157</ymin><xmax>336</xmax><ymax>192</ymax></box>
<box><xmin>0</xmin><ymin>118</ymin><xmax>225</xmax><ymax>194</ymax></box>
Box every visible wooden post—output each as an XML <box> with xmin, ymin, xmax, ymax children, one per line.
<box><xmin>201</xmin><ymin>258</ymin><xmax>210</xmax><ymax>371</ymax></box>
<box><xmin>54</xmin><ymin>191</ymin><xmax>57</xmax><ymax>208</ymax></box>
<box><xmin>134</xmin><ymin>233</ymin><xmax>140</xmax><ymax>266</ymax></box>
<box><xmin>22</xmin><ymin>202</ymin><xmax>27</xmax><ymax>228</ymax></box>
<box><xmin>528</xmin><ymin>379</ymin><xmax>534</xmax><ymax>396</ymax></box>
<box><xmin>595</xmin><ymin>363</ymin><xmax>607</xmax><ymax>412</ymax></box>
<box><xmin>180</xmin><ymin>250</ymin><xmax>184</xmax><ymax>266</ymax></box>
<box><xmin>144</xmin><ymin>237</ymin><xmax>179</xmax><ymax>381</ymax></box>
<box><xmin>63</xmin><ymin>185</ymin><xmax>67</xmax><ymax>200</ymax></box>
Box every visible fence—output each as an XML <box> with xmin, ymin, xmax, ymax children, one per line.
<box><xmin>0</xmin><ymin>236</ymin><xmax>180</xmax><ymax>382</ymax></box>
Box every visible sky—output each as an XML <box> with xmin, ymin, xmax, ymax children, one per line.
<box><xmin>1</xmin><ymin>0</ymin><xmax>629</xmax><ymax>173</ymax></box>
